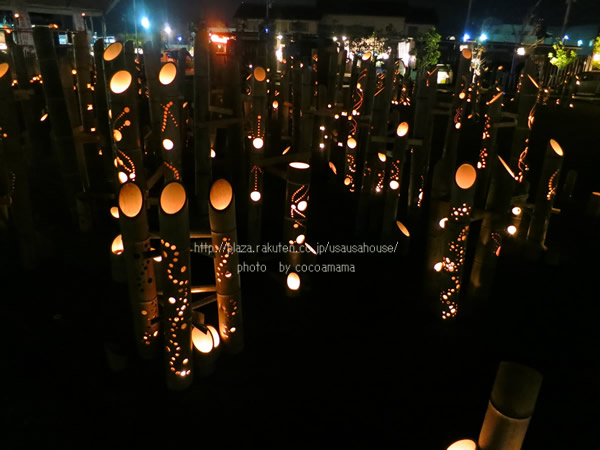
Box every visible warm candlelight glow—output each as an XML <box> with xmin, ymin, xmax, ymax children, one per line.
<box><xmin>110</xmin><ymin>70</ymin><xmax>132</xmax><ymax>94</ymax></box>
<box><xmin>159</xmin><ymin>62</ymin><xmax>177</xmax><ymax>85</ymax></box>
<box><xmin>210</xmin><ymin>179</ymin><xmax>233</xmax><ymax>211</ymax></box>
<box><xmin>160</xmin><ymin>182</ymin><xmax>186</xmax><ymax>215</ymax></box>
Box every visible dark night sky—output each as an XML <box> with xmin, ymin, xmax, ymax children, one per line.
<box><xmin>109</xmin><ymin>0</ymin><xmax>600</xmax><ymax>36</ymax></box>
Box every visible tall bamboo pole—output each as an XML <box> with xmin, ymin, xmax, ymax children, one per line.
<box><xmin>157</xmin><ymin>61</ymin><xmax>184</xmax><ymax>182</ymax></box>
<box><xmin>478</xmin><ymin>362</ymin><xmax>543</xmax><ymax>450</ymax></box>
<box><xmin>194</xmin><ymin>29</ymin><xmax>212</xmax><ymax>227</ymax></box>
<box><xmin>527</xmin><ymin>139</ymin><xmax>564</xmax><ymax>247</ymax></box>
<box><xmin>159</xmin><ymin>181</ymin><xmax>193</xmax><ymax>389</ymax></box>
<box><xmin>73</xmin><ymin>31</ymin><xmax>96</xmax><ymax>133</ymax></box>
<box><xmin>33</xmin><ymin>26</ymin><xmax>81</xmax><ymax>223</ymax></box>
<box><xmin>208</xmin><ymin>179</ymin><xmax>244</xmax><ymax>354</ymax></box>
<box><xmin>118</xmin><ymin>182</ymin><xmax>160</xmax><ymax>358</ymax></box>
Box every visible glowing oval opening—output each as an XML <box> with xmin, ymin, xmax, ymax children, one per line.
<box><xmin>287</xmin><ymin>272</ymin><xmax>300</xmax><ymax>290</ymax></box>
<box><xmin>40</xmin><ymin>113</ymin><xmax>48</xmax><ymax>122</ymax></box>
<box><xmin>389</xmin><ymin>180</ymin><xmax>400</xmax><ymax>190</ymax></box>
<box><xmin>296</xmin><ymin>234</ymin><xmax>305</xmax><ymax>244</ymax></box>
<box><xmin>0</xmin><ymin>63</ymin><xmax>9</xmax><ymax>79</ymax></box>
<box><xmin>362</xmin><ymin>51</ymin><xmax>372</xmax><ymax>60</ymax></box>
<box><xmin>192</xmin><ymin>326</ymin><xmax>215</xmax><ymax>353</ymax></box>
<box><xmin>110</xmin><ymin>70</ymin><xmax>132</xmax><ymax>94</ymax></box>
<box><xmin>289</xmin><ymin>162</ymin><xmax>310</xmax><ymax>170</ymax></box>
<box><xmin>104</xmin><ymin>42</ymin><xmax>123</xmax><ymax>61</ymax></box>
<box><xmin>377</xmin><ymin>153</ymin><xmax>387</xmax><ymax>163</ymax></box>
<box><xmin>439</xmin><ymin>217</ymin><xmax>448</xmax><ymax>228</ymax></box>
<box><xmin>396</xmin><ymin>221</ymin><xmax>410</xmax><ymax>237</ymax></box>
<box><xmin>434</xmin><ymin>262</ymin><xmax>443</xmax><ymax>272</ymax></box>
<box><xmin>462</xmin><ymin>48</ymin><xmax>472</xmax><ymax>59</ymax></box>
<box><xmin>159</xmin><ymin>62</ymin><xmax>177</xmax><ymax>85</ymax></box>
<box><xmin>396</xmin><ymin>122</ymin><xmax>409</xmax><ymax>137</ymax></box>
<box><xmin>111</xmin><ymin>234</ymin><xmax>124</xmax><ymax>255</ymax></box>
<box><xmin>455</xmin><ymin>164</ymin><xmax>477</xmax><ymax>190</ymax></box>
<box><xmin>210</xmin><ymin>179</ymin><xmax>233</xmax><ymax>211</ymax></box>
<box><xmin>512</xmin><ymin>206</ymin><xmax>522</xmax><ymax>216</ymax></box>
<box><xmin>110</xmin><ymin>206</ymin><xmax>120</xmax><ymax>218</ymax></box>
<box><xmin>272</xmin><ymin>100</ymin><xmax>279</xmax><ymax>109</ymax></box>
<box><xmin>344</xmin><ymin>177</ymin><xmax>352</xmax><ymax>186</ymax></box>
<box><xmin>160</xmin><ymin>182</ymin><xmax>186</xmax><ymax>215</ymax></box>
<box><xmin>253</xmin><ymin>66</ymin><xmax>266</xmax><ymax>82</ymax></box>
<box><xmin>297</xmin><ymin>200</ymin><xmax>308</xmax><ymax>211</ymax></box>
<box><xmin>113</xmin><ymin>129</ymin><xmax>122</xmax><ymax>142</ymax></box>
<box><xmin>162</xmin><ymin>139</ymin><xmax>174</xmax><ymax>151</ymax></box>
<box><xmin>250</xmin><ymin>191</ymin><xmax>262</xmax><ymax>202</ymax></box>
<box><xmin>119</xmin><ymin>182</ymin><xmax>143</xmax><ymax>218</ymax></box>
<box><xmin>252</xmin><ymin>137</ymin><xmax>264</xmax><ymax>149</ymax></box>
<box><xmin>347</xmin><ymin>137</ymin><xmax>357</xmax><ymax>149</ymax></box>
<box><xmin>329</xmin><ymin>162</ymin><xmax>337</xmax><ymax>175</ymax></box>
<box><xmin>549</xmin><ymin>139</ymin><xmax>564</xmax><ymax>156</ymax></box>
<box><xmin>507</xmin><ymin>225</ymin><xmax>517</xmax><ymax>235</ymax></box>
<box><xmin>117</xmin><ymin>171</ymin><xmax>128</xmax><ymax>184</ymax></box>
<box><xmin>447</xmin><ymin>439</ymin><xmax>477</xmax><ymax>450</ymax></box>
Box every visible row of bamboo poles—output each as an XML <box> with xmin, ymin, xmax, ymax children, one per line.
<box><xmin>0</xmin><ymin>27</ymin><xmax>584</xmax><ymax>442</ymax></box>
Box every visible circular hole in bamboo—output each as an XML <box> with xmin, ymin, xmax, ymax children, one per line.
<box><xmin>0</xmin><ymin>63</ymin><xmax>9</xmax><ymax>79</ymax></box>
<box><xmin>389</xmin><ymin>180</ymin><xmax>400</xmax><ymax>190</ymax></box>
<box><xmin>104</xmin><ymin>42</ymin><xmax>123</xmax><ymax>61</ymax></box>
<box><xmin>162</xmin><ymin>139</ymin><xmax>174</xmax><ymax>151</ymax></box>
<box><xmin>119</xmin><ymin>183</ymin><xmax>143</xmax><ymax>218</ymax></box>
<box><xmin>377</xmin><ymin>153</ymin><xmax>387</xmax><ymax>162</ymax></box>
<box><xmin>252</xmin><ymin>137</ymin><xmax>264</xmax><ymax>149</ymax></box>
<box><xmin>289</xmin><ymin>162</ymin><xmax>310</xmax><ymax>170</ymax></box>
<box><xmin>250</xmin><ymin>191</ymin><xmax>261</xmax><ymax>202</ymax></box>
<box><xmin>210</xmin><ymin>179</ymin><xmax>233</xmax><ymax>211</ymax></box>
<box><xmin>160</xmin><ymin>182</ymin><xmax>186</xmax><ymax>215</ymax></box>
<box><xmin>462</xmin><ymin>48</ymin><xmax>472</xmax><ymax>59</ymax></box>
<box><xmin>396</xmin><ymin>122</ymin><xmax>409</xmax><ymax>137</ymax></box>
<box><xmin>287</xmin><ymin>272</ymin><xmax>300</xmax><ymax>290</ymax></box>
<box><xmin>455</xmin><ymin>164</ymin><xmax>477</xmax><ymax>189</ymax></box>
<box><xmin>253</xmin><ymin>66</ymin><xmax>266</xmax><ymax>82</ymax></box>
<box><xmin>110</xmin><ymin>70</ymin><xmax>132</xmax><ymax>94</ymax></box>
<box><xmin>549</xmin><ymin>139</ymin><xmax>564</xmax><ymax>156</ymax></box>
<box><xmin>347</xmin><ymin>137</ymin><xmax>357</xmax><ymax>149</ymax></box>
<box><xmin>159</xmin><ymin>62</ymin><xmax>177</xmax><ymax>85</ymax></box>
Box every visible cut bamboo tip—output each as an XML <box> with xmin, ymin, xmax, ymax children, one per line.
<box><xmin>0</xmin><ymin>63</ymin><xmax>9</xmax><ymax>79</ymax></box>
<box><xmin>253</xmin><ymin>66</ymin><xmax>266</xmax><ymax>82</ymax></box>
<box><xmin>160</xmin><ymin>182</ymin><xmax>186</xmax><ymax>215</ymax></box>
<box><xmin>103</xmin><ymin>42</ymin><xmax>123</xmax><ymax>61</ymax></box>
<box><xmin>289</xmin><ymin>162</ymin><xmax>310</xmax><ymax>170</ymax></box>
<box><xmin>110</xmin><ymin>70</ymin><xmax>132</xmax><ymax>94</ymax></box>
<box><xmin>119</xmin><ymin>183</ymin><xmax>143</xmax><ymax>218</ymax></box>
<box><xmin>549</xmin><ymin>139</ymin><xmax>564</xmax><ymax>157</ymax></box>
<box><xmin>159</xmin><ymin>62</ymin><xmax>177</xmax><ymax>85</ymax></box>
<box><xmin>111</xmin><ymin>234</ymin><xmax>124</xmax><ymax>255</ymax></box>
<box><xmin>455</xmin><ymin>164</ymin><xmax>477</xmax><ymax>190</ymax></box>
<box><xmin>447</xmin><ymin>439</ymin><xmax>477</xmax><ymax>450</ymax></box>
<box><xmin>210</xmin><ymin>179</ymin><xmax>233</xmax><ymax>211</ymax></box>
<box><xmin>462</xmin><ymin>48</ymin><xmax>472</xmax><ymax>59</ymax></box>
<box><xmin>396</xmin><ymin>221</ymin><xmax>410</xmax><ymax>237</ymax></box>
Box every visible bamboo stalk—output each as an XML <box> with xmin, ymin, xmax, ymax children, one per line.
<box><xmin>208</xmin><ymin>179</ymin><xmax>244</xmax><ymax>353</ymax></box>
<box><xmin>158</xmin><ymin>181</ymin><xmax>193</xmax><ymax>389</ymax></box>
<box><xmin>118</xmin><ymin>182</ymin><xmax>160</xmax><ymax>359</ymax></box>
<box><xmin>478</xmin><ymin>362</ymin><xmax>543</xmax><ymax>450</ymax></box>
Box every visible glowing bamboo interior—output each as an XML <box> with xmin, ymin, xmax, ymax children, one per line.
<box><xmin>209</xmin><ymin>179</ymin><xmax>244</xmax><ymax>353</ymax></box>
<box><xmin>157</xmin><ymin>62</ymin><xmax>183</xmax><ymax>182</ymax></box>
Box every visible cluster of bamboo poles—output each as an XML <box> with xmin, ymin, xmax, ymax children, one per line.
<box><xmin>0</xmin><ymin>26</ymin><xmax>572</xmax><ymax>394</ymax></box>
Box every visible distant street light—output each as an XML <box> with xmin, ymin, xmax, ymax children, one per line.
<box><xmin>177</xmin><ymin>35</ymin><xmax>183</xmax><ymax>42</ymax></box>
<box><xmin>141</xmin><ymin>17</ymin><xmax>150</xmax><ymax>30</ymax></box>
<box><xmin>463</xmin><ymin>33</ymin><xmax>471</xmax><ymax>42</ymax></box>
<box><xmin>164</xmin><ymin>24</ymin><xmax>172</xmax><ymax>35</ymax></box>
<box><xmin>479</xmin><ymin>33</ymin><xmax>488</xmax><ymax>42</ymax></box>
<box><xmin>517</xmin><ymin>47</ymin><xmax>526</xmax><ymax>56</ymax></box>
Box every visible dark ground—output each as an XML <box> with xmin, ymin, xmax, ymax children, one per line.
<box><xmin>1</xmin><ymin>99</ymin><xmax>599</xmax><ymax>449</ymax></box>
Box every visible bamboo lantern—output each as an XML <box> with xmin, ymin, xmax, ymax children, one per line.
<box><xmin>73</xmin><ymin>31</ymin><xmax>96</xmax><ymax>133</ymax></box>
<box><xmin>407</xmin><ymin>70</ymin><xmax>437</xmax><ymax>213</ymax></box>
<box><xmin>104</xmin><ymin>42</ymin><xmax>146</xmax><ymax>189</ymax></box>
<box><xmin>193</xmin><ymin>30</ymin><xmax>211</xmax><ymax>227</ymax></box>
<box><xmin>118</xmin><ymin>182</ymin><xmax>160</xmax><ymax>358</ymax></box>
<box><xmin>192</xmin><ymin>323</ymin><xmax>220</xmax><ymax>375</ymax></box>
<box><xmin>157</xmin><ymin>62</ymin><xmax>184</xmax><ymax>182</ymax></box>
<box><xmin>158</xmin><ymin>182</ymin><xmax>193</xmax><ymax>389</ymax></box>
<box><xmin>381</xmin><ymin>121</ymin><xmax>410</xmax><ymax>242</ymax></box>
<box><xmin>431</xmin><ymin>48</ymin><xmax>472</xmax><ymax>200</ymax></box>
<box><xmin>0</xmin><ymin>62</ymin><xmax>38</xmax><ymax>268</ymax></box>
<box><xmin>110</xmin><ymin>233</ymin><xmax>127</xmax><ymax>283</ymax></box>
<box><xmin>208</xmin><ymin>179</ymin><xmax>244</xmax><ymax>354</ymax></box>
<box><xmin>447</xmin><ymin>440</ymin><xmax>478</xmax><ymax>450</ymax></box>
<box><xmin>284</xmin><ymin>161</ymin><xmax>311</xmax><ymax>253</ymax></box>
<box><xmin>468</xmin><ymin>156</ymin><xmax>518</xmax><ymax>301</ymax></box>
<box><xmin>508</xmin><ymin>58</ymin><xmax>539</xmax><ymax>182</ymax></box>
<box><xmin>478</xmin><ymin>362</ymin><xmax>543</xmax><ymax>450</ymax></box>
<box><xmin>32</xmin><ymin>26</ymin><xmax>81</xmax><ymax>222</ymax></box>
<box><xmin>526</xmin><ymin>139</ymin><xmax>564</xmax><ymax>247</ymax></box>
<box><xmin>439</xmin><ymin>164</ymin><xmax>477</xmax><ymax>320</ymax></box>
